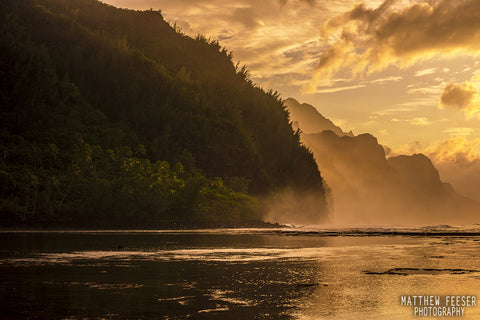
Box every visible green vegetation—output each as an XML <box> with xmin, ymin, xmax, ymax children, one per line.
<box><xmin>0</xmin><ymin>0</ymin><xmax>327</xmax><ymax>227</ymax></box>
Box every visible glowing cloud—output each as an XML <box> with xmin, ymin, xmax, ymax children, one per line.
<box><xmin>314</xmin><ymin>84</ymin><xmax>366</xmax><ymax>94</ymax></box>
<box><xmin>426</xmin><ymin>136</ymin><xmax>480</xmax><ymax>165</ymax></box>
<box><xmin>315</xmin><ymin>0</ymin><xmax>480</xmax><ymax>83</ymax></box>
<box><xmin>444</xmin><ymin>127</ymin><xmax>476</xmax><ymax>136</ymax></box>
<box><xmin>410</xmin><ymin>117</ymin><xmax>431</xmax><ymax>126</ymax></box>
<box><xmin>392</xmin><ymin>117</ymin><xmax>432</xmax><ymax>126</ymax></box>
<box><xmin>415</xmin><ymin>68</ymin><xmax>437</xmax><ymax>77</ymax></box>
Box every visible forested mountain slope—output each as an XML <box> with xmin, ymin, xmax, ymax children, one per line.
<box><xmin>0</xmin><ymin>0</ymin><xmax>328</xmax><ymax>227</ymax></box>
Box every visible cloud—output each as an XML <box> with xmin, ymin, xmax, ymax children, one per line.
<box><xmin>427</xmin><ymin>136</ymin><xmax>480</xmax><ymax>164</ymax></box>
<box><xmin>411</xmin><ymin>117</ymin><xmax>431</xmax><ymax>126</ymax></box>
<box><xmin>440</xmin><ymin>83</ymin><xmax>477</xmax><ymax>110</ymax></box>
<box><xmin>392</xmin><ymin>117</ymin><xmax>432</xmax><ymax>126</ymax></box>
<box><xmin>378</xmin><ymin>128</ymin><xmax>389</xmax><ymax>136</ymax></box>
<box><xmin>315</xmin><ymin>0</ymin><xmax>480</xmax><ymax>83</ymax></box>
<box><xmin>372</xmin><ymin>107</ymin><xmax>414</xmax><ymax>116</ymax></box>
<box><xmin>415</xmin><ymin>68</ymin><xmax>437</xmax><ymax>77</ymax></box>
<box><xmin>231</xmin><ymin>7</ymin><xmax>260</xmax><ymax>28</ymax></box>
<box><xmin>313</xmin><ymin>84</ymin><xmax>366</xmax><ymax>94</ymax></box>
<box><xmin>279</xmin><ymin>0</ymin><xmax>317</xmax><ymax>6</ymax></box>
<box><xmin>370</xmin><ymin>75</ymin><xmax>402</xmax><ymax>83</ymax></box>
<box><xmin>444</xmin><ymin>127</ymin><xmax>476</xmax><ymax>136</ymax></box>
<box><xmin>439</xmin><ymin>81</ymin><xmax>480</xmax><ymax>118</ymax></box>
<box><xmin>407</xmin><ymin>85</ymin><xmax>444</xmax><ymax>95</ymax></box>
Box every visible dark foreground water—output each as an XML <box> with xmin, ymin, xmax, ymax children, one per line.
<box><xmin>1</xmin><ymin>226</ymin><xmax>480</xmax><ymax>319</ymax></box>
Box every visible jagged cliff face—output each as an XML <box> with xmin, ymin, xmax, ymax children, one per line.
<box><xmin>284</xmin><ymin>98</ymin><xmax>353</xmax><ymax>137</ymax></box>
<box><xmin>303</xmin><ymin>131</ymin><xmax>477</xmax><ymax>225</ymax></box>
<box><xmin>288</xmin><ymin>99</ymin><xmax>479</xmax><ymax>225</ymax></box>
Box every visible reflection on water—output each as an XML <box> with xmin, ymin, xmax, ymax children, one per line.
<box><xmin>0</xmin><ymin>227</ymin><xmax>479</xmax><ymax>319</ymax></box>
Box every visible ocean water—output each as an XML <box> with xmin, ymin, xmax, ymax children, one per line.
<box><xmin>1</xmin><ymin>226</ymin><xmax>480</xmax><ymax>319</ymax></box>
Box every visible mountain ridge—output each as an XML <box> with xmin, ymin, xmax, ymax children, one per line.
<box><xmin>284</xmin><ymin>97</ymin><xmax>353</xmax><ymax>137</ymax></box>
<box><xmin>0</xmin><ymin>0</ymin><xmax>329</xmax><ymax>227</ymax></box>
<box><xmin>287</xmin><ymin>98</ymin><xmax>479</xmax><ymax>224</ymax></box>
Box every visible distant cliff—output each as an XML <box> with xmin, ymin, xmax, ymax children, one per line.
<box><xmin>285</xmin><ymin>98</ymin><xmax>353</xmax><ymax>136</ymax></box>
<box><xmin>288</xmin><ymin>98</ymin><xmax>479</xmax><ymax>224</ymax></box>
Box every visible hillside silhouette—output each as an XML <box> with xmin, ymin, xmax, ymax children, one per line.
<box><xmin>0</xmin><ymin>0</ymin><xmax>328</xmax><ymax>227</ymax></box>
<box><xmin>287</xmin><ymin>99</ymin><xmax>479</xmax><ymax>224</ymax></box>
<box><xmin>285</xmin><ymin>98</ymin><xmax>353</xmax><ymax>137</ymax></box>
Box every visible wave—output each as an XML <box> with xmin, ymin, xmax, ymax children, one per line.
<box><xmin>2</xmin><ymin>225</ymin><xmax>480</xmax><ymax>236</ymax></box>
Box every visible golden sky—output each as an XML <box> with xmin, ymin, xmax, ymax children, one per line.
<box><xmin>105</xmin><ymin>0</ymin><xmax>480</xmax><ymax>198</ymax></box>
